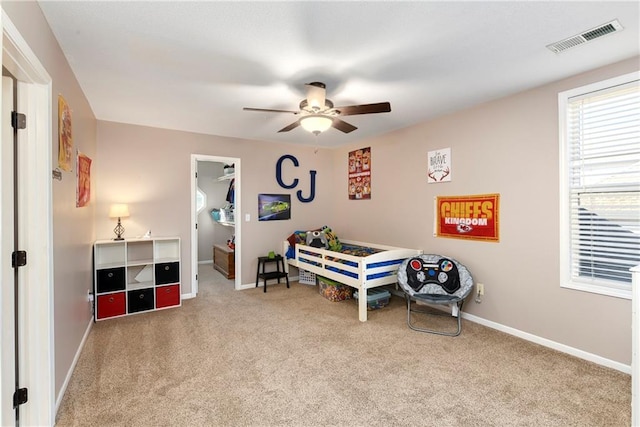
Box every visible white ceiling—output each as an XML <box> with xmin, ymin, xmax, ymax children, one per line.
<box><xmin>38</xmin><ymin>1</ymin><xmax>640</xmax><ymax>148</ymax></box>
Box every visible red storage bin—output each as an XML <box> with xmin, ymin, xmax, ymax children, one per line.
<box><xmin>156</xmin><ymin>284</ymin><xmax>180</xmax><ymax>309</ymax></box>
<box><xmin>96</xmin><ymin>292</ymin><xmax>126</xmax><ymax>319</ymax></box>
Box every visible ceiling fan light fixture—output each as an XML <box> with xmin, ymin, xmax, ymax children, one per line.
<box><xmin>244</xmin><ymin>82</ymin><xmax>390</xmax><ymax>135</ymax></box>
<box><xmin>306</xmin><ymin>82</ymin><xmax>326</xmax><ymax>111</ymax></box>
<box><xmin>300</xmin><ymin>115</ymin><xmax>333</xmax><ymax>135</ymax></box>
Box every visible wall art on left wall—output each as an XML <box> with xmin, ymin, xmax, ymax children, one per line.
<box><xmin>76</xmin><ymin>151</ymin><xmax>92</xmax><ymax>207</ymax></box>
<box><xmin>58</xmin><ymin>94</ymin><xmax>73</xmax><ymax>171</ymax></box>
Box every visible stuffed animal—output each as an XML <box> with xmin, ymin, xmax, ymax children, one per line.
<box><xmin>321</xmin><ymin>226</ymin><xmax>342</xmax><ymax>252</ymax></box>
<box><xmin>306</xmin><ymin>230</ymin><xmax>328</xmax><ymax>249</ymax></box>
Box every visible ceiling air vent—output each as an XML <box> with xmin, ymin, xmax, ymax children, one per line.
<box><xmin>546</xmin><ymin>19</ymin><xmax>623</xmax><ymax>53</ymax></box>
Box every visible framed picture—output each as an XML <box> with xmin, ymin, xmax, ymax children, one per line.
<box><xmin>427</xmin><ymin>147</ymin><xmax>452</xmax><ymax>183</ymax></box>
<box><xmin>348</xmin><ymin>147</ymin><xmax>371</xmax><ymax>200</ymax></box>
<box><xmin>76</xmin><ymin>151</ymin><xmax>92</xmax><ymax>208</ymax></box>
<box><xmin>435</xmin><ymin>193</ymin><xmax>499</xmax><ymax>242</ymax></box>
<box><xmin>258</xmin><ymin>194</ymin><xmax>291</xmax><ymax>221</ymax></box>
<box><xmin>58</xmin><ymin>95</ymin><xmax>73</xmax><ymax>171</ymax></box>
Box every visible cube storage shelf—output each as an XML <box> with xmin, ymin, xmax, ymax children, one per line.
<box><xmin>94</xmin><ymin>237</ymin><xmax>181</xmax><ymax>321</ymax></box>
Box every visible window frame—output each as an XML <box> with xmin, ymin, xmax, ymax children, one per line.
<box><xmin>558</xmin><ymin>71</ymin><xmax>640</xmax><ymax>300</ymax></box>
<box><xmin>196</xmin><ymin>187</ymin><xmax>207</xmax><ymax>214</ymax></box>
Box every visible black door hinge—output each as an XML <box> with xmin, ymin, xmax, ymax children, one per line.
<box><xmin>12</xmin><ymin>250</ymin><xmax>27</xmax><ymax>268</ymax></box>
<box><xmin>11</xmin><ymin>112</ymin><xmax>26</xmax><ymax>130</ymax></box>
<box><xmin>13</xmin><ymin>388</ymin><xmax>28</xmax><ymax>408</ymax></box>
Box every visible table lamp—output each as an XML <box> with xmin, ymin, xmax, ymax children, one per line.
<box><xmin>109</xmin><ymin>204</ymin><xmax>130</xmax><ymax>240</ymax></box>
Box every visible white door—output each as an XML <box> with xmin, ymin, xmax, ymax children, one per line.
<box><xmin>1</xmin><ymin>74</ymin><xmax>17</xmax><ymax>426</ymax></box>
<box><xmin>2</xmin><ymin>14</ymin><xmax>55</xmax><ymax>424</ymax></box>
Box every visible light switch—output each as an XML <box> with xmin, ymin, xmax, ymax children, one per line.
<box><xmin>245</xmin><ymin>214</ymin><xmax>250</xmax><ymax>222</ymax></box>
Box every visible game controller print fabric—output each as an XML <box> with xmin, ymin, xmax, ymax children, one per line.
<box><xmin>398</xmin><ymin>254</ymin><xmax>473</xmax><ymax>299</ymax></box>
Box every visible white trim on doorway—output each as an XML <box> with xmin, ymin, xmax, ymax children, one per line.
<box><xmin>1</xmin><ymin>9</ymin><xmax>54</xmax><ymax>426</ymax></box>
<box><xmin>190</xmin><ymin>154</ymin><xmax>241</xmax><ymax>296</ymax></box>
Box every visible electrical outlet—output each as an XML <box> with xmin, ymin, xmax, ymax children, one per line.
<box><xmin>477</xmin><ymin>283</ymin><xmax>485</xmax><ymax>296</ymax></box>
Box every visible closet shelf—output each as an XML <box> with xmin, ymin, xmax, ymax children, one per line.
<box><xmin>216</xmin><ymin>173</ymin><xmax>235</xmax><ymax>182</ymax></box>
<box><xmin>215</xmin><ymin>220</ymin><xmax>235</xmax><ymax>227</ymax></box>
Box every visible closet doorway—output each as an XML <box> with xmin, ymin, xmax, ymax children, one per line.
<box><xmin>190</xmin><ymin>154</ymin><xmax>241</xmax><ymax>295</ymax></box>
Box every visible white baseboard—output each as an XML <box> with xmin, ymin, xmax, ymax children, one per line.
<box><xmin>462</xmin><ymin>312</ymin><xmax>631</xmax><ymax>374</ymax></box>
<box><xmin>198</xmin><ymin>260</ymin><xmax>213</xmax><ymax>265</ymax></box>
<box><xmin>55</xmin><ymin>319</ymin><xmax>93</xmax><ymax>414</ymax></box>
<box><xmin>181</xmin><ymin>292</ymin><xmax>196</xmax><ymax>299</ymax></box>
<box><xmin>238</xmin><ymin>275</ymin><xmax>300</xmax><ymax>290</ymax></box>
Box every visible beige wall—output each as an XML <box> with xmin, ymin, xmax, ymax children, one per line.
<box><xmin>2</xmin><ymin>1</ymin><xmax>98</xmax><ymax>400</ymax></box>
<box><xmin>330</xmin><ymin>56</ymin><xmax>639</xmax><ymax>365</ymax></box>
<box><xmin>95</xmin><ymin>121</ymin><xmax>335</xmax><ymax>293</ymax></box>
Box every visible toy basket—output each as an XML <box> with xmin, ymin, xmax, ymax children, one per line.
<box><xmin>318</xmin><ymin>276</ymin><xmax>353</xmax><ymax>301</ymax></box>
<box><xmin>298</xmin><ymin>268</ymin><xmax>316</xmax><ymax>285</ymax></box>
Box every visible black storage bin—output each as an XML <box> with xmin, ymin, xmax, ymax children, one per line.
<box><xmin>155</xmin><ymin>262</ymin><xmax>179</xmax><ymax>285</ymax></box>
<box><xmin>127</xmin><ymin>288</ymin><xmax>154</xmax><ymax>313</ymax></box>
<box><xmin>96</xmin><ymin>267</ymin><xmax>125</xmax><ymax>293</ymax></box>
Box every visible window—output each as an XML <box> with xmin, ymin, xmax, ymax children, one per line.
<box><xmin>196</xmin><ymin>187</ymin><xmax>206</xmax><ymax>214</ymax></box>
<box><xmin>559</xmin><ymin>72</ymin><xmax>640</xmax><ymax>299</ymax></box>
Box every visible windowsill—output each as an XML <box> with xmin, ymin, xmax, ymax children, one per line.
<box><xmin>562</xmin><ymin>280</ymin><xmax>632</xmax><ymax>300</ymax></box>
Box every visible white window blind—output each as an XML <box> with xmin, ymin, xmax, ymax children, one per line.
<box><xmin>565</xmin><ymin>77</ymin><xmax>640</xmax><ymax>294</ymax></box>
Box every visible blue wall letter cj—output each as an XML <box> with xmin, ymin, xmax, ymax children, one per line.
<box><xmin>276</xmin><ymin>154</ymin><xmax>316</xmax><ymax>203</ymax></box>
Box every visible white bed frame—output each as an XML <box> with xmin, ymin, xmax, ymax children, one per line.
<box><xmin>283</xmin><ymin>239</ymin><xmax>423</xmax><ymax>322</ymax></box>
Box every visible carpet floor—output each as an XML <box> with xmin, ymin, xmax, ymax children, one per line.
<box><xmin>55</xmin><ymin>265</ymin><xmax>631</xmax><ymax>426</ymax></box>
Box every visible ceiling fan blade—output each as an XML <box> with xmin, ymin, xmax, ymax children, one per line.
<box><xmin>243</xmin><ymin>107</ymin><xmax>299</xmax><ymax>114</ymax></box>
<box><xmin>305</xmin><ymin>82</ymin><xmax>326</xmax><ymax>111</ymax></box>
<box><xmin>278</xmin><ymin>121</ymin><xmax>301</xmax><ymax>133</ymax></box>
<box><xmin>332</xmin><ymin>118</ymin><xmax>358</xmax><ymax>134</ymax></box>
<box><xmin>334</xmin><ymin>102</ymin><xmax>391</xmax><ymax>116</ymax></box>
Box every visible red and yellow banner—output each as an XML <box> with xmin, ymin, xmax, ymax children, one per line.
<box><xmin>436</xmin><ymin>194</ymin><xmax>499</xmax><ymax>242</ymax></box>
<box><xmin>76</xmin><ymin>152</ymin><xmax>92</xmax><ymax>208</ymax></box>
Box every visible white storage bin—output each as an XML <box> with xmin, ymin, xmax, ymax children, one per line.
<box><xmin>298</xmin><ymin>268</ymin><xmax>316</xmax><ymax>285</ymax></box>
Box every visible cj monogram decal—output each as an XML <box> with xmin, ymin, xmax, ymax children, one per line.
<box><xmin>276</xmin><ymin>155</ymin><xmax>316</xmax><ymax>203</ymax></box>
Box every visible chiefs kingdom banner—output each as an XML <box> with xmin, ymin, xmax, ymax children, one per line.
<box><xmin>436</xmin><ymin>194</ymin><xmax>499</xmax><ymax>242</ymax></box>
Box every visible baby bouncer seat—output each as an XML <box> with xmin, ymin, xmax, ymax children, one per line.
<box><xmin>397</xmin><ymin>254</ymin><xmax>474</xmax><ymax>336</ymax></box>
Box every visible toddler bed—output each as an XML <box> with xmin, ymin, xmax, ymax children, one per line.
<box><xmin>283</xmin><ymin>228</ymin><xmax>422</xmax><ymax>322</ymax></box>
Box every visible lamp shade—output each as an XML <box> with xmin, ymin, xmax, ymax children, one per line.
<box><xmin>306</xmin><ymin>84</ymin><xmax>326</xmax><ymax>111</ymax></box>
<box><xmin>109</xmin><ymin>204</ymin><xmax>130</xmax><ymax>219</ymax></box>
<box><xmin>300</xmin><ymin>115</ymin><xmax>333</xmax><ymax>135</ymax></box>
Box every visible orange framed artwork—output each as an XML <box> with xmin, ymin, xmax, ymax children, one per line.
<box><xmin>435</xmin><ymin>193</ymin><xmax>499</xmax><ymax>242</ymax></box>
<box><xmin>58</xmin><ymin>95</ymin><xmax>73</xmax><ymax>171</ymax></box>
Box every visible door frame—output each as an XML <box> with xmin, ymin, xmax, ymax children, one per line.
<box><xmin>190</xmin><ymin>154</ymin><xmax>241</xmax><ymax>295</ymax></box>
<box><xmin>1</xmin><ymin>10</ymin><xmax>54</xmax><ymax>426</ymax></box>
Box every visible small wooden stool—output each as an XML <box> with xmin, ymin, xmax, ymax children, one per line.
<box><xmin>255</xmin><ymin>255</ymin><xmax>289</xmax><ymax>293</ymax></box>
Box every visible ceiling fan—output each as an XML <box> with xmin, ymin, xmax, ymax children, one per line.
<box><xmin>243</xmin><ymin>82</ymin><xmax>391</xmax><ymax>135</ymax></box>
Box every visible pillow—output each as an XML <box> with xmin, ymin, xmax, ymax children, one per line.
<box><xmin>286</xmin><ymin>232</ymin><xmax>298</xmax><ymax>250</ymax></box>
<box><xmin>322</xmin><ymin>226</ymin><xmax>342</xmax><ymax>252</ymax></box>
<box><xmin>286</xmin><ymin>228</ymin><xmax>323</xmax><ymax>258</ymax></box>
<box><xmin>306</xmin><ymin>230</ymin><xmax>328</xmax><ymax>249</ymax></box>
